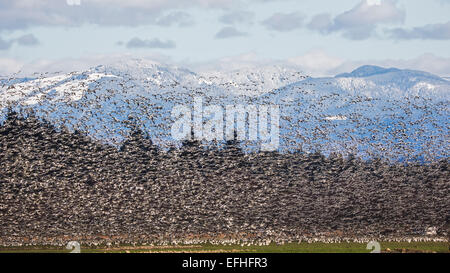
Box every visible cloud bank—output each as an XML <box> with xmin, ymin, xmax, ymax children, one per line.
<box><xmin>1</xmin><ymin>51</ymin><xmax>450</xmax><ymax>78</ymax></box>
<box><xmin>215</xmin><ymin>27</ymin><xmax>248</xmax><ymax>39</ymax></box>
<box><xmin>307</xmin><ymin>0</ymin><xmax>405</xmax><ymax>40</ymax></box>
<box><xmin>387</xmin><ymin>21</ymin><xmax>450</xmax><ymax>40</ymax></box>
<box><xmin>0</xmin><ymin>34</ymin><xmax>39</xmax><ymax>50</ymax></box>
<box><xmin>262</xmin><ymin>12</ymin><xmax>305</xmax><ymax>32</ymax></box>
<box><xmin>0</xmin><ymin>0</ymin><xmax>240</xmax><ymax>31</ymax></box>
<box><xmin>125</xmin><ymin>38</ymin><xmax>176</xmax><ymax>49</ymax></box>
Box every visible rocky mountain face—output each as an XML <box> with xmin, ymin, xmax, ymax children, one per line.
<box><xmin>0</xmin><ymin>112</ymin><xmax>448</xmax><ymax>246</ymax></box>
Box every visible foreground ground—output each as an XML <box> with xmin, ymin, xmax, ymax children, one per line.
<box><xmin>0</xmin><ymin>242</ymin><xmax>448</xmax><ymax>253</ymax></box>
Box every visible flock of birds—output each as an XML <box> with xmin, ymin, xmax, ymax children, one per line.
<box><xmin>0</xmin><ymin>61</ymin><xmax>448</xmax><ymax>247</ymax></box>
<box><xmin>0</xmin><ymin>111</ymin><xmax>448</xmax><ymax>247</ymax></box>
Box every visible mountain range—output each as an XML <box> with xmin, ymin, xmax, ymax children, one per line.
<box><xmin>0</xmin><ymin>60</ymin><xmax>448</xmax><ymax>161</ymax></box>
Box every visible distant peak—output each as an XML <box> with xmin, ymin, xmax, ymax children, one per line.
<box><xmin>336</xmin><ymin>65</ymin><xmax>400</xmax><ymax>78</ymax></box>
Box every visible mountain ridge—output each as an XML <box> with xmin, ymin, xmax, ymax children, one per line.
<box><xmin>336</xmin><ymin>65</ymin><xmax>401</xmax><ymax>78</ymax></box>
<box><xmin>0</xmin><ymin>61</ymin><xmax>448</xmax><ymax>161</ymax></box>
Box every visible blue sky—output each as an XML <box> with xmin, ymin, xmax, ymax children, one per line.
<box><xmin>0</xmin><ymin>0</ymin><xmax>449</xmax><ymax>76</ymax></box>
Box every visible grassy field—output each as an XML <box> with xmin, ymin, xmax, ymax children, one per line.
<box><xmin>0</xmin><ymin>242</ymin><xmax>448</xmax><ymax>253</ymax></box>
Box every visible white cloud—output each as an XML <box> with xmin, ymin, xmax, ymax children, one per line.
<box><xmin>334</xmin><ymin>0</ymin><xmax>403</xmax><ymax>27</ymax></box>
<box><xmin>0</xmin><ymin>58</ymin><xmax>24</xmax><ymax>75</ymax></box>
<box><xmin>15</xmin><ymin>34</ymin><xmax>40</xmax><ymax>46</ymax></box>
<box><xmin>190</xmin><ymin>52</ymin><xmax>283</xmax><ymax>72</ymax></box>
<box><xmin>307</xmin><ymin>0</ymin><xmax>405</xmax><ymax>40</ymax></box>
<box><xmin>2</xmin><ymin>51</ymin><xmax>449</xmax><ymax>78</ymax></box>
<box><xmin>219</xmin><ymin>11</ymin><xmax>254</xmax><ymax>25</ymax></box>
<box><xmin>125</xmin><ymin>38</ymin><xmax>176</xmax><ymax>49</ymax></box>
<box><xmin>0</xmin><ymin>0</ymin><xmax>239</xmax><ymax>31</ymax></box>
<box><xmin>307</xmin><ymin>13</ymin><xmax>333</xmax><ymax>34</ymax></box>
<box><xmin>387</xmin><ymin>21</ymin><xmax>450</xmax><ymax>40</ymax></box>
<box><xmin>261</xmin><ymin>12</ymin><xmax>305</xmax><ymax>32</ymax></box>
<box><xmin>215</xmin><ymin>27</ymin><xmax>248</xmax><ymax>39</ymax></box>
<box><xmin>288</xmin><ymin>50</ymin><xmax>345</xmax><ymax>76</ymax></box>
<box><xmin>0</xmin><ymin>34</ymin><xmax>39</xmax><ymax>50</ymax></box>
<box><xmin>0</xmin><ymin>37</ymin><xmax>13</xmax><ymax>50</ymax></box>
<box><xmin>155</xmin><ymin>11</ymin><xmax>195</xmax><ymax>27</ymax></box>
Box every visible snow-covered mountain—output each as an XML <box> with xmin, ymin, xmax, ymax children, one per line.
<box><xmin>200</xmin><ymin>65</ymin><xmax>308</xmax><ymax>96</ymax></box>
<box><xmin>259</xmin><ymin>66</ymin><xmax>449</xmax><ymax>159</ymax></box>
<box><xmin>0</xmin><ymin>61</ymin><xmax>448</xmax><ymax>161</ymax></box>
<box><xmin>334</xmin><ymin>65</ymin><xmax>449</xmax><ymax>99</ymax></box>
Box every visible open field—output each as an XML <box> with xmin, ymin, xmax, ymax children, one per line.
<box><xmin>0</xmin><ymin>242</ymin><xmax>448</xmax><ymax>253</ymax></box>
